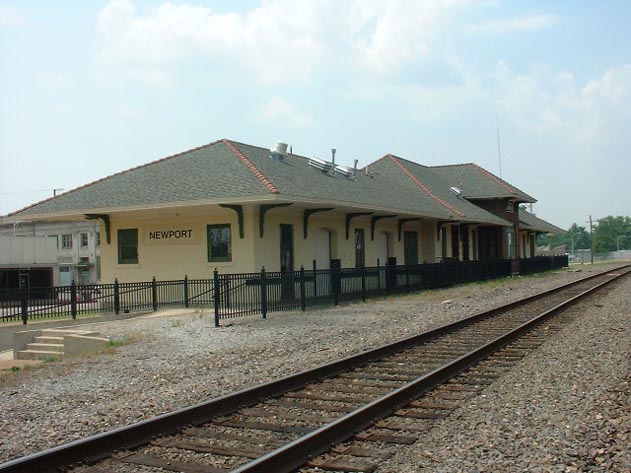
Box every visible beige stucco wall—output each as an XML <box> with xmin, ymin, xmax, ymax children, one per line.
<box><xmin>99</xmin><ymin>204</ymin><xmax>444</xmax><ymax>282</ymax></box>
<box><xmin>101</xmin><ymin>206</ymin><xmax>257</xmax><ymax>283</ymax></box>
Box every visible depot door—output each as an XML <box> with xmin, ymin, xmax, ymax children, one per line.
<box><xmin>279</xmin><ymin>224</ymin><xmax>294</xmax><ymax>300</ymax></box>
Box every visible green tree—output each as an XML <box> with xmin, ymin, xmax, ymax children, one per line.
<box><xmin>537</xmin><ymin>223</ymin><xmax>589</xmax><ymax>251</ymax></box>
<box><xmin>566</xmin><ymin>223</ymin><xmax>590</xmax><ymax>251</ymax></box>
<box><xmin>593</xmin><ymin>216</ymin><xmax>631</xmax><ymax>252</ymax></box>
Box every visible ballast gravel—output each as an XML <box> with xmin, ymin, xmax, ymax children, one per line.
<box><xmin>379</xmin><ymin>267</ymin><xmax>631</xmax><ymax>473</ymax></box>
<box><xmin>0</xmin><ymin>264</ymin><xmax>629</xmax><ymax>471</ymax></box>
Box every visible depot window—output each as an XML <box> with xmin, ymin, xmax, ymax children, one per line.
<box><xmin>61</xmin><ymin>234</ymin><xmax>72</xmax><ymax>249</ymax></box>
<box><xmin>207</xmin><ymin>224</ymin><xmax>232</xmax><ymax>262</ymax></box>
<box><xmin>118</xmin><ymin>229</ymin><xmax>138</xmax><ymax>264</ymax></box>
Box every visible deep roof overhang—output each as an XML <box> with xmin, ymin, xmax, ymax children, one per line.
<box><xmin>5</xmin><ymin>193</ymin><xmax>514</xmax><ymax>227</ymax></box>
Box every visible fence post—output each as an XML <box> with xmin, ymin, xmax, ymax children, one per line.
<box><xmin>359</xmin><ymin>265</ymin><xmax>366</xmax><ymax>302</ymax></box>
<box><xmin>300</xmin><ymin>265</ymin><xmax>306</xmax><ymax>311</ymax></box>
<box><xmin>183</xmin><ymin>275</ymin><xmax>189</xmax><ymax>308</ymax></box>
<box><xmin>260</xmin><ymin>267</ymin><xmax>267</xmax><ymax>319</ymax></box>
<box><xmin>331</xmin><ymin>261</ymin><xmax>340</xmax><ymax>306</ymax></box>
<box><xmin>376</xmin><ymin>258</ymin><xmax>381</xmax><ymax>291</ymax></box>
<box><xmin>213</xmin><ymin>269</ymin><xmax>220</xmax><ymax>327</ymax></box>
<box><xmin>312</xmin><ymin>260</ymin><xmax>317</xmax><ymax>299</ymax></box>
<box><xmin>151</xmin><ymin>276</ymin><xmax>158</xmax><ymax>312</ymax></box>
<box><xmin>70</xmin><ymin>280</ymin><xmax>77</xmax><ymax>319</ymax></box>
<box><xmin>405</xmin><ymin>263</ymin><xmax>410</xmax><ymax>294</ymax></box>
<box><xmin>20</xmin><ymin>288</ymin><xmax>28</xmax><ymax>325</ymax></box>
<box><xmin>113</xmin><ymin>278</ymin><xmax>120</xmax><ymax>315</ymax></box>
<box><xmin>225</xmin><ymin>278</ymin><xmax>231</xmax><ymax>308</ymax></box>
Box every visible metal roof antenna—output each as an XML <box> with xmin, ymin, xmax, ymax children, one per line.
<box><xmin>496</xmin><ymin>113</ymin><xmax>503</xmax><ymax>178</ymax></box>
<box><xmin>331</xmin><ymin>148</ymin><xmax>336</xmax><ymax>166</ymax></box>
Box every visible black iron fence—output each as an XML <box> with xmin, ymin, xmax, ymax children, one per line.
<box><xmin>0</xmin><ymin>256</ymin><xmax>568</xmax><ymax>326</ymax></box>
<box><xmin>518</xmin><ymin>255</ymin><xmax>568</xmax><ymax>275</ymax></box>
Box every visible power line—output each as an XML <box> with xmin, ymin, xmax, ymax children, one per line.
<box><xmin>0</xmin><ymin>189</ymin><xmax>57</xmax><ymax>196</ymax></box>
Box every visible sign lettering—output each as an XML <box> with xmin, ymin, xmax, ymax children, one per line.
<box><xmin>144</xmin><ymin>226</ymin><xmax>200</xmax><ymax>246</ymax></box>
<box><xmin>148</xmin><ymin>229</ymin><xmax>193</xmax><ymax>240</ymax></box>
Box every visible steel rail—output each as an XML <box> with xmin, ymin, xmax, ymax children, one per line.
<box><xmin>0</xmin><ymin>265</ymin><xmax>627</xmax><ymax>473</ymax></box>
<box><xmin>232</xmin><ymin>268</ymin><xmax>630</xmax><ymax>473</ymax></box>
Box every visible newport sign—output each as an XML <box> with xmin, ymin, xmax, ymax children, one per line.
<box><xmin>148</xmin><ymin>229</ymin><xmax>193</xmax><ymax>240</ymax></box>
<box><xmin>144</xmin><ymin>226</ymin><xmax>200</xmax><ymax>245</ymax></box>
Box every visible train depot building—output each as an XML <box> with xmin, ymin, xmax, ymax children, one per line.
<box><xmin>5</xmin><ymin>139</ymin><xmax>564</xmax><ymax>285</ymax></box>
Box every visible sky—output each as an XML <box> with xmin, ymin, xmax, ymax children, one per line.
<box><xmin>1</xmin><ymin>0</ymin><xmax>630</xmax><ymax>230</ymax></box>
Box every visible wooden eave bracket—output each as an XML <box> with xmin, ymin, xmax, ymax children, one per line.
<box><xmin>303</xmin><ymin>208</ymin><xmax>334</xmax><ymax>239</ymax></box>
<box><xmin>370</xmin><ymin>215</ymin><xmax>398</xmax><ymax>241</ymax></box>
<box><xmin>84</xmin><ymin>214</ymin><xmax>110</xmax><ymax>244</ymax></box>
<box><xmin>259</xmin><ymin>203</ymin><xmax>293</xmax><ymax>238</ymax></box>
<box><xmin>398</xmin><ymin>218</ymin><xmax>422</xmax><ymax>241</ymax></box>
<box><xmin>436</xmin><ymin>220</ymin><xmax>452</xmax><ymax>241</ymax></box>
<box><xmin>219</xmin><ymin>204</ymin><xmax>244</xmax><ymax>239</ymax></box>
<box><xmin>345</xmin><ymin>212</ymin><xmax>373</xmax><ymax>240</ymax></box>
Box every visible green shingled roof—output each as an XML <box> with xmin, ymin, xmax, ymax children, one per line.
<box><xmin>367</xmin><ymin>155</ymin><xmax>511</xmax><ymax>226</ymax></box>
<box><xmin>7</xmin><ymin>139</ymin><xmax>518</xmax><ymax>228</ymax></box>
<box><xmin>10</xmin><ymin>140</ymin><xmax>271</xmax><ymax>216</ymax></box>
<box><xmin>229</xmin><ymin>141</ymin><xmax>463</xmax><ymax>220</ymax></box>
<box><xmin>519</xmin><ymin>208</ymin><xmax>566</xmax><ymax>234</ymax></box>
<box><xmin>430</xmin><ymin>163</ymin><xmax>536</xmax><ymax>203</ymax></box>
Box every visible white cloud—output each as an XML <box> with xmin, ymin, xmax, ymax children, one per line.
<box><xmin>493</xmin><ymin>61</ymin><xmax>631</xmax><ymax>147</ymax></box>
<box><xmin>581</xmin><ymin>65</ymin><xmax>631</xmax><ymax>108</ymax></box>
<box><xmin>349</xmin><ymin>2</ymin><xmax>443</xmax><ymax>73</ymax></box>
<box><xmin>96</xmin><ymin>0</ymin><xmax>337</xmax><ymax>84</ymax></box>
<box><xmin>257</xmin><ymin>97</ymin><xmax>312</xmax><ymax>127</ymax></box>
<box><xmin>465</xmin><ymin>14</ymin><xmax>558</xmax><ymax>34</ymax></box>
<box><xmin>0</xmin><ymin>4</ymin><xmax>26</xmax><ymax>27</ymax></box>
<box><xmin>96</xmin><ymin>0</ymin><xmax>482</xmax><ymax>84</ymax></box>
<box><xmin>394</xmin><ymin>55</ymin><xmax>486</xmax><ymax>120</ymax></box>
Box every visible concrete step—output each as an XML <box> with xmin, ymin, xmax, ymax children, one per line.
<box><xmin>26</xmin><ymin>343</ymin><xmax>64</xmax><ymax>353</ymax></box>
<box><xmin>34</xmin><ymin>336</ymin><xmax>63</xmax><ymax>344</ymax></box>
<box><xmin>40</xmin><ymin>329</ymin><xmax>99</xmax><ymax>338</ymax></box>
<box><xmin>15</xmin><ymin>328</ymin><xmax>107</xmax><ymax>361</ymax></box>
<box><xmin>17</xmin><ymin>350</ymin><xmax>64</xmax><ymax>361</ymax></box>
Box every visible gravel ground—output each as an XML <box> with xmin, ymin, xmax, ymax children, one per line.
<box><xmin>380</xmin><ymin>267</ymin><xmax>631</xmax><ymax>473</ymax></box>
<box><xmin>0</xmin><ymin>263</ymin><xmax>628</xmax><ymax>470</ymax></box>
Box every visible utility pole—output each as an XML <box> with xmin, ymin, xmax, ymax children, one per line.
<box><xmin>589</xmin><ymin>215</ymin><xmax>594</xmax><ymax>264</ymax></box>
<box><xmin>617</xmin><ymin>235</ymin><xmax>627</xmax><ymax>251</ymax></box>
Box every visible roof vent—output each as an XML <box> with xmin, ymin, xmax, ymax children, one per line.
<box><xmin>335</xmin><ymin>164</ymin><xmax>353</xmax><ymax>177</ymax></box>
<box><xmin>308</xmin><ymin>156</ymin><xmax>335</xmax><ymax>173</ymax></box>
<box><xmin>269</xmin><ymin>141</ymin><xmax>288</xmax><ymax>161</ymax></box>
<box><xmin>450</xmin><ymin>186</ymin><xmax>463</xmax><ymax>196</ymax></box>
<box><xmin>273</xmin><ymin>142</ymin><xmax>288</xmax><ymax>154</ymax></box>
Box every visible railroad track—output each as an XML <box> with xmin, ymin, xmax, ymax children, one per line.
<box><xmin>2</xmin><ymin>266</ymin><xmax>629</xmax><ymax>473</ymax></box>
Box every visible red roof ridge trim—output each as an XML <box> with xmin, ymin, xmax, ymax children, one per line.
<box><xmin>471</xmin><ymin>163</ymin><xmax>515</xmax><ymax>195</ymax></box>
<box><xmin>8</xmin><ymin>139</ymin><xmax>226</xmax><ymax>217</ymax></box>
<box><xmin>388</xmin><ymin>155</ymin><xmax>465</xmax><ymax>218</ymax></box>
<box><xmin>429</xmin><ymin>162</ymin><xmax>474</xmax><ymax>169</ymax></box>
<box><xmin>222</xmin><ymin>139</ymin><xmax>280</xmax><ymax>194</ymax></box>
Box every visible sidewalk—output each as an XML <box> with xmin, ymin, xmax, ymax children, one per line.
<box><xmin>0</xmin><ymin>349</ymin><xmax>42</xmax><ymax>370</ymax></box>
<box><xmin>0</xmin><ymin>307</ymin><xmax>206</xmax><ymax>371</ymax></box>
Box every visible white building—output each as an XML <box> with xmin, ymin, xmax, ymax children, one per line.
<box><xmin>0</xmin><ymin>219</ymin><xmax>100</xmax><ymax>289</ymax></box>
